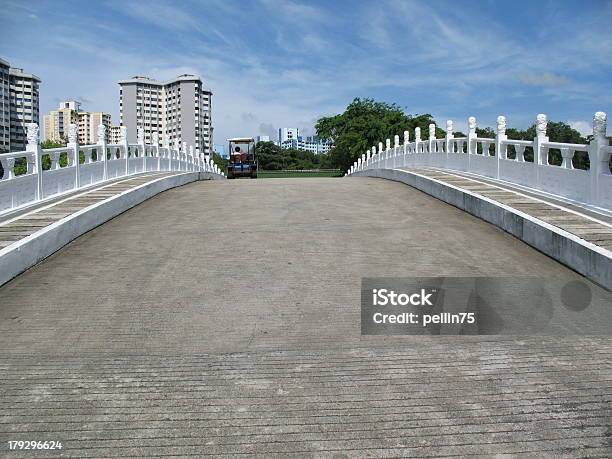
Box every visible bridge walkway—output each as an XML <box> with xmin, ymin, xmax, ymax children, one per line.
<box><xmin>402</xmin><ymin>167</ymin><xmax>612</xmax><ymax>251</ymax></box>
<box><xmin>0</xmin><ymin>178</ymin><xmax>610</xmax><ymax>457</ymax></box>
<box><xmin>0</xmin><ymin>172</ymin><xmax>176</xmax><ymax>250</ymax></box>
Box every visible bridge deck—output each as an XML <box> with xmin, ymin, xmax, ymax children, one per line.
<box><xmin>0</xmin><ymin>178</ymin><xmax>610</xmax><ymax>457</ymax></box>
<box><xmin>404</xmin><ymin>167</ymin><xmax>612</xmax><ymax>251</ymax></box>
<box><xmin>0</xmin><ymin>172</ymin><xmax>176</xmax><ymax>250</ymax></box>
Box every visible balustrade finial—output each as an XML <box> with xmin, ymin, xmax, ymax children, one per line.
<box><xmin>536</xmin><ymin>114</ymin><xmax>547</xmax><ymax>137</ymax></box>
<box><xmin>386</xmin><ymin>138</ymin><xmax>391</xmax><ymax>149</ymax></box>
<box><xmin>182</xmin><ymin>141</ymin><xmax>187</xmax><ymax>153</ymax></box>
<box><xmin>163</xmin><ymin>134</ymin><xmax>170</xmax><ymax>148</ymax></box>
<box><xmin>137</xmin><ymin>127</ymin><xmax>145</xmax><ymax>144</ymax></box>
<box><xmin>468</xmin><ymin>116</ymin><xmax>477</xmax><ymax>134</ymax></box>
<box><xmin>378</xmin><ymin>142</ymin><xmax>383</xmax><ymax>153</ymax></box>
<box><xmin>446</xmin><ymin>120</ymin><xmax>453</xmax><ymax>135</ymax></box>
<box><xmin>68</xmin><ymin>123</ymin><xmax>78</xmax><ymax>144</ymax></box>
<box><xmin>403</xmin><ymin>130</ymin><xmax>409</xmax><ymax>144</ymax></box>
<box><xmin>415</xmin><ymin>127</ymin><xmax>421</xmax><ymax>141</ymax></box>
<box><xmin>593</xmin><ymin>111</ymin><xmax>607</xmax><ymax>138</ymax></box>
<box><xmin>394</xmin><ymin>135</ymin><xmax>399</xmax><ymax>147</ymax></box>
<box><xmin>26</xmin><ymin>123</ymin><xmax>39</xmax><ymax>146</ymax></box>
<box><xmin>120</xmin><ymin>126</ymin><xmax>127</xmax><ymax>142</ymax></box>
<box><xmin>97</xmin><ymin>124</ymin><xmax>107</xmax><ymax>144</ymax></box>
<box><xmin>152</xmin><ymin>131</ymin><xmax>159</xmax><ymax>146</ymax></box>
<box><xmin>428</xmin><ymin>123</ymin><xmax>436</xmax><ymax>140</ymax></box>
<box><xmin>496</xmin><ymin>115</ymin><xmax>507</xmax><ymax>136</ymax></box>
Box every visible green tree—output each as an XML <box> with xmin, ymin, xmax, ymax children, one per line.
<box><xmin>315</xmin><ymin>98</ymin><xmax>442</xmax><ymax>172</ymax></box>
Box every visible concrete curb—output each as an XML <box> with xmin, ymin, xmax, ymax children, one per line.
<box><xmin>352</xmin><ymin>168</ymin><xmax>612</xmax><ymax>291</ymax></box>
<box><xmin>0</xmin><ymin>172</ymin><xmax>218</xmax><ymax>287</ymax></box>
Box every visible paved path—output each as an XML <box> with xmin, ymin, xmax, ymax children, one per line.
<box><xmin>0</xmin><ymin>178</ymin><xmax>610</xmax><ymax>457</ymax></box>
<box><xmin>0</xmin><ymin>172</ymin><xmax>174</xmax><ymax>249</ymax></box>
<box><xmin>404</xmin><ymin>167</ymin><xmax>612</xmax><ymax>251</ymax></box>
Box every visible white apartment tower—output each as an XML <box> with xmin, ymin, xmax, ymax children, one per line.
<box><xmin>118</xmin><ymin>74</ymin><xmax>213</xmax><ymax>154</ymax></box>
<box><xmin>0</xmin><ymin>58</ymin><xmax>41</xmax><ymax>152</ymax></box>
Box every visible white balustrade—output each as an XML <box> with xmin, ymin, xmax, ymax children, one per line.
<box><xmin>0</xmin><ymin>123</ymin><xmax>225</xmax><ymax>215</ymax></box>
<box><xmin>347</xmin><ymin>112</ymin><xmax>611</xmax><ymax>211</ymax></box>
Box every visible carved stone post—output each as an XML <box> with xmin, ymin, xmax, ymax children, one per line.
<box><xmin>98</xmin><ymin>124</ymin><xmax>108</xmax><ymax>181</ymax></box>
<box><xmin>589</xmin><ymin>111</ymin><xmax>609</xmax><ymax>206</ymax></box>
<box><xmin>137</xmin><ymin>128</ymin><xmax>146</xmax><ymax>172</ymax></box>
<box><xmin>428</xmin><ymin>124</ymin><xmax>436</xmax><ymax>155</ymax></box>
<box><xmin>68</xmin><ymin>123</ymin><xmax>80</xmax><ymax>189</ymax></box>
<box><xmin>120</xmin><ymin>126</ymin><xmax>129</xmax><ymax>176</ymax></box>
<box><xmin>182</xmin><ymin>142</ymin><xmax>187</xmax><ymax>171</ymax></box>
<box><xmin>495</xmin><ymin>116</ymin><xmax>507</xmax><ymax>179</ymax></box>
<box><xmin>189</xmin><ymin>145</ymin><xmax>195</xmax><ymax>172</ymax></box>
<box><xmin>371</xmin><ymin>146</ymin><xmax>377</xmax><ymax>166</ymax></box>
<box><xmin>534</xmin><ymin>114</ymin><xmax>549</xmax><ymax>165</ymax></box>
<box><xmin>162</xmin><ymin>135</ymin><xmax>170</xmax><ymax>171</ymax></box>
<box><xmin>26</xmin><ymin>123</ymin><xmax>43</xmax><ymax>200</ymax></box>
<box><xmin>467</xmin><ymin>117</ymin><xmax>477</xmax><ymax>155</ymax></box>
<box><xmin>152</xmin><ymin>132</ymin><xmax>160</xmax><ymax>171</ymax></box>
<box><xmin>445</xmin><ymin>120</ymin><xmax>454</xmax><ymax>156</ymax></box>
<box><xmin>414</xmin><ymin>127</ymin><xmax>421</xmax><ymax>154</ymax></box>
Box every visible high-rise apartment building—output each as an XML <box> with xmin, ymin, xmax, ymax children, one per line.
<box><xmin>118</xmin><ymin>74</ymin><xmax>213</xmax><ymax>154</ymax></box>
<box><xmin>109</xmin><ymin>125</ymin><xmax>121</xmax><ymax>144</ymax></box>
<box><xmin>78</xmin><ymin>111</ymin><xmax>111</xmax><ymax>145</ymax></box>
<box><xmin>0</xmin><ymin>58</ymin><xmax>41</xmax><ymax>153</ymax></box>
<box><xmin>278</xmin><ymin>127</ymin><xmax>298</xmax><ymax>144</ymax></box>
<box><xmin>43</xmin><ymin>100</ymin><xmax>81</xmax><ymax>143</ymax></box>
<box><xmin>44</xmin><ymin>100</ymin><xmax>112</xmax><ymax>144</ymax></box>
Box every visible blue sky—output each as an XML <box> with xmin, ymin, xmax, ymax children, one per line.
<box><xmin>1</xmin><ymin>0</ymin><xmax>611</xmax><ymax>143</ymax></box>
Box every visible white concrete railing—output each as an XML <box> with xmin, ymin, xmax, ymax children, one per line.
<box><xmin>0</xmin><ymin>123</ymin><xmax>225</xmax><ymax>215</ymax></box>
<box><xmin>347</xmin><ymin>112</ymin><xmax>611</xmax><ymax>212</ymax></box>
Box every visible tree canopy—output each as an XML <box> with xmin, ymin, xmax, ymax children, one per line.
<box><xmin>254</xmin><ymin>141</ymin><xmax>333</xmax><ymax>170</ymax></box>
<box><xmin>315</xmin><ymin>98</ymin><xmax>443</xmax><ymax>172</ymax></box>
<box><xmin>315</xmin><ymin>98</ymin><xmax>595</xmax><ymax>171</ymax></box>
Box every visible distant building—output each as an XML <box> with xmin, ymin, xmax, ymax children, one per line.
<box><xmin>278</xmin><ymin>127</ymin><xmax>298</xmax><ymax>144</ymax></box>
<box><xmin>256</xmin><ymin>135</ymin><xmax>270</xmax><ymax>143</ymax></box>
<box><xmin>78</xmin><ymin>111</ymin><xmax>111</xmax><ymax>145</ymax></box>
<box><xmin>118</xmin><ymin>74</ymin><xmax>213</xmax><ymax>154</ymax></box>
<box><xmin>44</xmin><ymin>100</ymin><xmax>81</xmax><ymax>143</ymax></box>
<box><xmin>280</xmin><ymin>134</ymin><xmax>333</xmax><ymax>154</ymax></box>
<box><xmin>44</xmin><ymin>100</ymin><xmax>112</xmax><ymax>144</ymax></box>
<box><xmin>109</xmin><ymin>125</ymin><xmax>122</xmax><ymax>144</ymax></box>
<box><xmin>0</xmin><ymin>58</ymin><xmax>41</xmax><ymax>152</ymax></box>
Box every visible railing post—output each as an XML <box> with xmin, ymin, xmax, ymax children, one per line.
<box><xmin>189</xmin><ymin>146</ymin><xmax>195</xmax><ymax>172</ymax></box>
<box><xmin>378</xmin><ymin>142</ymin><xmax>383</xmax><ymax>168</ymax></box>
<box><xmin>393</xmin><ymin>135</ymin><xmax>399</xmax><ymax>168</ymax></box>
<box><xmin>414</xmin><ymin>127</ymin><xmax>421</xmax><ymax>154</ymax></box>
<box><xmin>534</xmin><ymin>113</ymin><xmax>548</xmax><ymax>190</ymax></box>
<box><xmin>162</xmin><ymin>135</ymin><xmax>170</xmax><ymax>171</ymax></box>
<box><xmin>467</xmin><ymin>116</ymin><xmax>477</xmax><ymax>171</ymax></box>
<box><xmin>26</xmin><ymin>123</ymin><xmax>42</xmax><ymax>201</ymax></box>
<box><xmin>589</xmin><ymin>111</ymin><xmax>609</xmax><ymax>207</ymax></box>
<box><xmin>365</xmin><ymin>150</ymin><xmax>371</xmax><ymax>169</ymax></box>
<box><xmin>495</xmin><ymin>116</ymin><xmax>507</xmax><ymax>179</ymax></box>
<box><xmin>445</xmin><ymin>120</ymin><xmax>454</xmax><ymax>165</ymax></box>
<box><xmin>121</xmin><ymin>126</ymin><xmax>129</xmax><ymax>176</ymax></box>
<box><xmin>383</xmin><ymin>139</ymin><xmax>388</xmax><ymax>168</ymax></box>
<box><xmin>137</xmin><ymin>128</ymin><xmax>146</xmax><ymax>173</ymax></box>
<box><xmin>174</xmin><ymin>139</ymin><xmax>180</xmax><ymax>171</ymax></box>
<box><xmin>152</xmin><ymin>132</ymin><xmax>160</xmax><ymax>171</ymax></box>
<box><xmin>402</xmin><ymin>131</ymin><xmax>409</xmax><ymax>166</ymax></box>
<box><xmin>67</xmin><ymin>123</ymin><xmax>80</xmax><ymax>189</ymax></box>
<box><xmin>98</xmin><ymin>124</ymin><xmax>108</xmax><ymax>181</ymax></box>
<box><xmin>182</xmin><ymin>142</ymin><xmax>187</xmax><ymax>171</ymax></box>
<box><xmin>428</xmin><ymin>124</ymin><xmax>436</xmax><ymax>155</ymax></box>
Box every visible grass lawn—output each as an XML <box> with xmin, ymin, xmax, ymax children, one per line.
<box><xmin>257</xmin><ymin>170</ymin><xmax>343</xmax><ymax>178</ymax></box>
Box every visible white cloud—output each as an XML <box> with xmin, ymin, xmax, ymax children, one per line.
<box><xmin>568</xmin><ymin>120</ymin><xmax>591</xmax><ymax>137</ymax></box>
